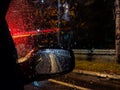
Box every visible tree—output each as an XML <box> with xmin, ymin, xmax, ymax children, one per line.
<box><xmin>115</xmin><ymin>0</ymin><xmax>120</xmax><ymax>63</ymax></box>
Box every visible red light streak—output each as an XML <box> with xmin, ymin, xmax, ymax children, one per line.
<box><xmin>12</xmin><ymin>28</ymin><xmax>58</xmax><ymax>39</ymax></box>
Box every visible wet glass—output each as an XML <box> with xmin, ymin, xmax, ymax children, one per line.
<box><xmin>6</xmin><ymin>0</ymin><xmax>75</xmax><ymax>82</ymax></box>
<box><xmin>6</xmin><ymin>0</ymin><xmax>74</xmax><ymax>58</ymax></box>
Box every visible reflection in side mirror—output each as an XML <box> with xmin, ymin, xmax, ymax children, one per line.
<box><xmin>17</xmin><ymin>48</ymin><xmax>75</xmax><ymax>84</ymax></box>
<box><xmin>34</xmin><ymin>49</ymin><xmax>75</xmax><ymax>74</ymax></box>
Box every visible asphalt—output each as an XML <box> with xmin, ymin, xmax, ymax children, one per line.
<box><xmin>24</xmin><ymin>69</ymin><xmax>120</xmax><ymax>90</ymax></box>
<box><xmin>73</xmin><ymin>69</ymin><xmax>120</xmax><ymax>80</ymax></box>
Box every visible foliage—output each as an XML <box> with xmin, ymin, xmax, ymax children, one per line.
<box><xmin>7</xmin><ymin>0</ymin><xmax>115</xmax><ymax>49</ymax></box>
<box><xmin>75</xmin><ymin>60</ymin><xmax>120</xmax><ymax>75</ymax></box>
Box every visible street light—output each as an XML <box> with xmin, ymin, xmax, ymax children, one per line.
<box><xmin>57</xmin><ymin>0</ymin><xmax>70</xmax><ymax>48</ymax></box>
<box><xmin>57</xmin><ymin>0</ymin><xmax>61</xmax><ymax>46</ymax></box>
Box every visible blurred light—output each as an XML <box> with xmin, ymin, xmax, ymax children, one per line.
<box><xmin>33</xmin><ymin>81</ymin><xmax>40</xmax><ymax>87</ymax></box>
<box><xmin>41</xmin><ymin>0</ymin><xmax>44</xmax><ymax>3</ymax></box>
<box><xmin>62</xmin><ymin>1</ymin><xmax>70</xmax><ymax>21</ymax></box>
<box><xmin>33</xmin><ymin>80</ymin><xmax>48</xmax><ymax>88</ymax></box>
<box><xmin>37</xmin><ymin>29</ymin><xmax>40</xmax><ymax>32</ymax></box>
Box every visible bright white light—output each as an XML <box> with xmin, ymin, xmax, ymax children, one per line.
<box><xmin>62</xmin><ymin>1</ymin><xmax>70</xmax><ymax>21</ymax></box>
<box><xmin>37</xmin><ymin>29</ymin><xmax>40</xmax><ymax>32</ymax></box>
<box><xmin>41</xmin><ymin>0</ymin><xmax>44</xmax><ymax>3</ymax></box>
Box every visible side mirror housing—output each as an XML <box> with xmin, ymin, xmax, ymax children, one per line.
<box><xmin>18</xmin><ymin>48</ymin><xmax>75</xmax><ymax>84</ymax></box>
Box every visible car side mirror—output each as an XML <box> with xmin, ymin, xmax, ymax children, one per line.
<box><xmin>17</xmin><ymin>48</ymin><xmax>75</xmax><ymax>84</ymax></box>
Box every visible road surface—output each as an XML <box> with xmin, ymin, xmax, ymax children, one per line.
<box><xmin>24</xmin><ymin>72</ymin><xmax>120</xmax><ymax>90</ymax></box>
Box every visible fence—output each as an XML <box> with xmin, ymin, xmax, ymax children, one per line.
<box><xmin>73</xmin><ymin>49</ymin><xmax>116</xmax><ymax>62</ymax></box>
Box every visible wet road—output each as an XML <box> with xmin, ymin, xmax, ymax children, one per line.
<box><xmin>24</xmin><ymin>72</ymin><xmax>120</xmax><ymax>90</ymax></box>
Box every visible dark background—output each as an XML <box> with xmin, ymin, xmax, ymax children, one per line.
<box><xmin>6</xmin><ymin>0</ymin><xmax>115</xmax><ymax>49</ymax></box>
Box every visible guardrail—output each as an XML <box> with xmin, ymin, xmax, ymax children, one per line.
<box><xmin>72</xmin><ymin>49</ymin><xmax>116</xmax><ymax>62</ymax></box>
<box><xmin>73</xmin><ymin>49</ymin><xmax>115</xmax><ymax>55</ymax></box>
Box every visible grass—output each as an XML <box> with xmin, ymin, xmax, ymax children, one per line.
<box><xmin>75</xmin><ymin>60</ymin><xmax>120</xmax><ymax>75</ymax></box>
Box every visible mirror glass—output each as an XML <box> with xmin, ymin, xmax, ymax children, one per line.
<box><xmin>33</xmin><ymin>49</ymin><xmax>74</xmax><ymax>74</ymax></box>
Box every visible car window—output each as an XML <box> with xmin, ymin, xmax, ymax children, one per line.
<box><xmin>6</xmin><ymin>0</ymin><xmax>118</xmax><ymax>90</ymax></box>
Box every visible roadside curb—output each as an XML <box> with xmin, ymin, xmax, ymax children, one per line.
<box><xmin>73</xmin><ymin>69</ymin><xmax>120</xmax><ymax>80</ymax></box>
